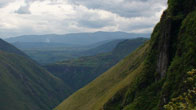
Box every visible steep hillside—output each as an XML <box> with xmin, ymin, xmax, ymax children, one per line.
<box><xmin>45</xmin><ymin>38</ymin><xmax>147</xmax><ymax>91</ymax></box>
<box><xmin>0</xmin><ymin>39</ymin><xmax>27</xmax><ymax>57</ymax></box>
<box><xmin>0</xmin><ymin>39</ymin><xmax>71</xmax><ymax>110</ymax></box>
<box><xmin>55</xmin><ymin>0</ymin><xmax>196</xmax><ymax>110</ymax></box>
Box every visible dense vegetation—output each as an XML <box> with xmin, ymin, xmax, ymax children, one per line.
<box><xmin>0</xmin><ymin>39</ymin><xmax>71</xmax><ymax>110</ymax></box>
<box><xmin>55</xmin><ymin>0</ymin><xmax>196</xmax><ymax>110</ymax></box>
<box><xmin>45</xmin><ymin>38</ymin><xmax>147</xmax><ymax>91</ymax></box>
<box><xmin>164</xmin><ymin>69</ymin><xmax>196</xmax><ymax>110</ymax></box>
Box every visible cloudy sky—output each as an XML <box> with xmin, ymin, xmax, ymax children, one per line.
<box><xmin>0</xmin><ymin>0</ymin><xmax>167</xmax><ymax>38</ymax></box>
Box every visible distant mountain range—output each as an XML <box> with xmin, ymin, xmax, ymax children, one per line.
<box><xmin>5</xmin><ymin>31</ymin><xmax>149</xmax><ymax>46</ymax></box>
<box><xmin>5</xmin><ymin>32</ymin><xmax>149</xmax><ymax>64</ymax></box>
<box><xmin>9</xmin><ymin>39</ymin><xmax>130</xmax><ymax>64</ymax></box>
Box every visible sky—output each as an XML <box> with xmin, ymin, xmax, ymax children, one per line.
<box><xmin>0</xmin><ymin>0</ymin><xmax>167</xmax><ymax>38</ymax></box>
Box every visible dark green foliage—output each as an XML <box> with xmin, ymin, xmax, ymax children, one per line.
<box><xmin>160</xmin><ymin>10</ymin><xmax>196</xmax><ymax>106</ymax></box>
<box><xmin>168</xmin><ymin>0</ymin><xmax>196</xmax><ymax>16</ymax></box>
<box><xmin>164</xmin><ymin>69</ymin><xmax>196</xmax><ymax>110</ymax></box>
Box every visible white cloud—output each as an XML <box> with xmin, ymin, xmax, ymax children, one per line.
<box><xmin>0</xmin><ymin>0</ymin><xmax>167</xmax><ymax>38</ymax></box>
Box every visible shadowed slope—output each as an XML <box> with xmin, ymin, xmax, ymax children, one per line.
<box><xmin>0</xmin><ymin>39</ymin><xmax>71</xmax><ymax>110</ymax></box>
<box><xmin>55</xmin><ymin>41</ymin><xmax>149</xmax><ymax>110</ymax></box>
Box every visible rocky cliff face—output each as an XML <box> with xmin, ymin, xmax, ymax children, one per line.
<box><xmin>104</xmin><ymin>0</ymin><xmax>196</xmax><ymax>109</ymax></box>
<box><xmin>154</xmin><ymin>0</ymin><xmax>196</xmax><ymax>78</ymax></box>
<box><xmin>155</xmin><ymin>11</ymin><xmax>173</xmax><ymax>78</ymax></box>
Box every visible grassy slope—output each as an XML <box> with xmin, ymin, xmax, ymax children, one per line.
<box><xmin>45</xmin><ymin>38</ymin><xmax>147</xmax><ymax>91</ymax></box>
<box><xmin>0</xmin><ymin>40</ymin><xmax>72</xmax><ymax>110</ymax></box>
<box><xmin>55</xmin><ymin>0</ymin><xmax>196</xmax><ymax>110</ymax></box>
<box><xmin>55</xmin><ymin>41</ymin><xmax>149</xmax><ymax>110</ymax></box>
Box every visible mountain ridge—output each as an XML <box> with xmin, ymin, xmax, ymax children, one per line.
<box><xmin>5</xmin><ymin>32</ymin><xmax>149</xmax><ymax>45</ymax></box>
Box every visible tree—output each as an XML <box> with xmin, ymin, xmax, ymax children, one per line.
<box><xmin>164</xmin><ymin>69</ymin><xmax>196</xmax><ymax>110</ymax></box>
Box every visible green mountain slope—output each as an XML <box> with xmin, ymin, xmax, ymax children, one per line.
<box><xmin>0</xmin><ymin>39</ymin><xmax>27</xmax><ymax>57</ymax></box>
<box><xmin>55</xmin><ymin>0</ymin><xmax>196</xmax><ymax>110</ymax></box>
<box><xmin>45</xmin><ymin>38</ymin><xmax>147</xmax><ymax>91</ymax></box>
<box><xmin>0</xmin><ymin>39</ymin><xmax>71</xmax><ymax>110</ymax></box>
<box><xmin>55</xmin><ymin>41</ymin><xmax>149</xmax><ymax>110</ymax></box>
<box><xmin>80</xmin><ymin>39</ymin><xmax>125</xmax><ymax>56</ymax></box>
